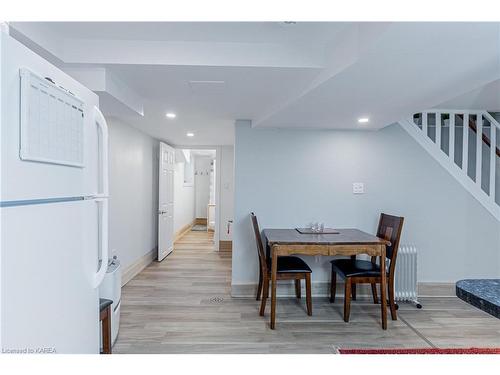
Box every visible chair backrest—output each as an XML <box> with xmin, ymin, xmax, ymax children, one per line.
<box><xmin>250</xmin><ymin>212</ymin><xmax>268</xmax><ymax>275</ymax></box>
<box><xmin>376</xmin><ymin>213</ymin><xmax>404</xmax><ymax>275</ymax></box>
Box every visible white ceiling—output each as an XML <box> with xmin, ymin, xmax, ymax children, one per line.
<box><xmin>189</xmin><ymin>149</ymin><xmax>216</xmax><ymax>158</ymax></box>
<box><xmin>255</xmin><ymin>23</ymin><xmax>500</xmax><ymax>129</ymax></box>
<box><xmin>8</xmin><ymin>22</ymin><xmax>500</xmax><ymax>146</ymax></box>
<box><xmin>105</xmin><ymin>64</ymin><xmax>320</xmax><ymax>145</ymax></box>
<box><xmin>28</xmin><ymin>22</ymin><xmax>347</xmax><ymax>45</ymax></box>
<box><xmin>435</xmin><ymin>79</ymin><xmax>500</xmax><ymax>111</ymax></box>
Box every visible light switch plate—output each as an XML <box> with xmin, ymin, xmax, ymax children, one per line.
<box><xmin>353</xmin><ymin>182</ymin><xmax>365</xmax><ymax>194</ymax></box>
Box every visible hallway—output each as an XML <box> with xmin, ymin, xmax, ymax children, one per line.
<box><xmin>114</xmin><ymin>230</ymin><xmax>500</xmax><ymax>354</ymax></box>
<box><xmin>113</xmin><ymin>229</ymin><xmax>234</xmax><ymax>353</ymax></box>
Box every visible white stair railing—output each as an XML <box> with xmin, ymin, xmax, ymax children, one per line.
<box><xmin>399</xmin><ymin>110</ymin><xmax>500</xmax><ymax>221</ymax></box>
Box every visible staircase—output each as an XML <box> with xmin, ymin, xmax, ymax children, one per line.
<box><xmin>399</xmin><ymin>110</ymin><xmax>500</xmax><ymax>220</ymax></box>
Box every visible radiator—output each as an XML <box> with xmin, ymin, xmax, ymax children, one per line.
<box><xmin>394</xmin><ymin>245</ymin><xmax>421</xmax><ymax>307</ymax></box>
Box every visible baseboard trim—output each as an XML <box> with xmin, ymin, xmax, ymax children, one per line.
<box><xmin>418</xmin><ymin>283</ymin><xmax>455</xmax><ymax>297</ymax></box>
<box><xmin>219</xmin><ymin>240</ymin><xmax>232</xmax><ymax>252</ymax></box>
<box><xmin>122</xmin><ymin>248</ymin><xmax>157</xmax><ymax>286</ymax></box>
<box><xmin>231</xmin><ymin>282</ymin><xmax>456</xmax><ymax>298</ymax></box>
<box><xmin>174</xmin><ymin>222</ymin><xmax>193</xmax><ymax>242</ymax></box>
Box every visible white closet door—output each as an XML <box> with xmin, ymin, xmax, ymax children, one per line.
<box><xmin>158</xmin><ymin>142</ymin><xmax>175</xmax><ymax>261</ymax></box>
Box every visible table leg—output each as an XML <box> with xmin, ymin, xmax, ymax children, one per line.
<box><xmin>270</xmin><ymin>246</ymin><xmax>278</xmax><ymax>329</ymax></box>
<box><xmin>100</xmin><ymin>305</ymin><xmax>112</xmax><ymax>354</ymax></box>
<box><xmin>379</xmin><ymin>245</ymin><xmax>387</xmax><ymax>330</ymax></box>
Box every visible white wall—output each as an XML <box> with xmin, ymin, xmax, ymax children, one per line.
<box><xmin>219</xmin><ymin>146</ymin><xmax>234</xmax><ymax>241</ymax></box>
<box><xmin>173</xmin><ymin>156</ymin><xmax>195</xmax><ymax>234</ymax></box>
<box><xmin>108</xmin><ymin>117</ymin><xmax>159</xmax><ymax>271</ymax></box>
<box><xmin>233</xmin><ymin>121</ymin><xmax>500</xmax><ymax>289</ymax></box>
<box><xmin>194</xmin><ymin>156</ymin><xmax>212</xmax><ymax>218</ymax></box>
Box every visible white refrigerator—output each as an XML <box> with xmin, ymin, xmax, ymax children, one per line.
<box><xmin>0</xmin><ymin>32</ymin><xmax>109</xmax><ymax>353</ymax></box>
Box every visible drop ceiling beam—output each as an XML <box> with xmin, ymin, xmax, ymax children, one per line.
<box><xmin>61</xmin><ymin>40</ymin><xmax>324</xmax><ymax>69</ymax></box>
<box><xmin>64</xmin><ymin>67</ymin><xmax>144</xmax><ymax>117</ymax></box>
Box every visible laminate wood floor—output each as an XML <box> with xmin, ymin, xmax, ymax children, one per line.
<box><xmin>114</xmin><ymin>230</ymin><xmax>500</xmax><ymax>354</ymax></box>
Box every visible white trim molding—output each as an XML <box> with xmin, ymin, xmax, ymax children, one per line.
<box><xmin>121</xmin><ymin>248</ymin><xmax>157</xmax><ymax>286</ymax></box>
<box><xmin>231</xmin><ymin>282</ymin><xmax>456</xmax><ymax>298</ymax></box>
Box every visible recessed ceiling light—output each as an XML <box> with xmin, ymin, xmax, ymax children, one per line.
<box><xmin>166</xmin><ymin>112</ymin><xmax>176</xmax><ymax>119</ymax></box>
<box><xmin>186</xmin><ymin>132</ymin><xmax>194</xmax><ymax>137</ymax></box>
<box><xmin>358</xmin><ymin>117</ymin><xmax>369</xmax><ymax>123</ymax></box>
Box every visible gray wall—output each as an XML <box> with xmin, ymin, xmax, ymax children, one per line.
<box><xmin>232</xmin><ymin>121</ymin><xmax>500</xmax><ymax>290</ymax></box>
<box><xmin>219</xmin><ymin>146</ymin><xmax>235</xmax><ymax>241</ymax></box>
<box><xmin>108</xmin><ymin>117</ymin><xmax>159</xmax><ymax>271</ymax></box>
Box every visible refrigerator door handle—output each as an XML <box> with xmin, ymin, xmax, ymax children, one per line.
<box><xmin>93</xmin><ymin>105</ymin><xmax>109</xmax><ymax>288</ymax></box>
<box><xmin>93</xmin><ymin>197</ymin><xmax>109</xmax><ymax>288</ymax></box>
<box><xmin>93</xmin><ymin>106</ymin><xmax>109</xmax><ymax>197</ymax></box>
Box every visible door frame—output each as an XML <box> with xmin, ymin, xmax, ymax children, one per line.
<box><xmin>174</xmin><ymin>145</ymin><xmax>221</xmax><ymax>251</ymax></box>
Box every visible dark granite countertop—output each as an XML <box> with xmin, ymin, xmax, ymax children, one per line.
<box><xmin>456</xmin><ymin>279</ymin><xmax>500</xmax><ymax>319</ymax></box>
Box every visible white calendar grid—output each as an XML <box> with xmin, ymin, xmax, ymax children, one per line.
<box><xmin>20</xmin><ymin>68</ymin><xmax>85</xmax><ymax>168</ymax></box>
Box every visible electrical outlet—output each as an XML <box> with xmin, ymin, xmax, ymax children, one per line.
<box><xmin>353</xmin><ymin>182</ymin><xmax>365</xmax><ymax>194</ymax></box>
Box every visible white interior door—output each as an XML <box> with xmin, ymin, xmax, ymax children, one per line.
<box><xmin>158</xmin><ymin>142</ymin><xmax>175</xmax><ymax>261</ymax></box>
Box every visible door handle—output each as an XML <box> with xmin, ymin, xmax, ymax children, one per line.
<box><xmin>158</xmin><ymin>210</ymin><xmax>167</xmax><ymax>215</ymax></box>
<box><xmin>93</xmin><ymin>106</ymin><xmax>109</xmax><ymax>197</ymax></box>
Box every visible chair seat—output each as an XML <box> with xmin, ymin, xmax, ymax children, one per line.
<box><xmin>268</xmin><ymin>256</ymin><xmax>312</xmax><ymax>274</ymax></box>
<box><xmin>99</xmin><ymin>298</ymin><xmax>113</xmax><ymax>312</ymax></box>
<box><xmin>331</xmin><ymin>259</ymin><xmax>384</xmax><ymax>278</ymax></box>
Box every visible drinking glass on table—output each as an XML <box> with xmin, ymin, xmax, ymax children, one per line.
<box><xmin>309</xmin><ymin>221</ymin><xmax>317</xmax><ymax>232</ymax></box>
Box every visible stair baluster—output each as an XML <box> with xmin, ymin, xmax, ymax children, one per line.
<box><xmin>399</xmin><ymin>110</ymin><xmax>500</xmax><ymax>221</ymax></box>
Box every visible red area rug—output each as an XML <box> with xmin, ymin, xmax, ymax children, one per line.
<box><xmin>338</xmin><ymin>348</ymin><xmax>500</xmax><ymax>354</ymax></box>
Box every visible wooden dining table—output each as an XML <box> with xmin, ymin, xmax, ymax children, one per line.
<box><xmin>263</xmin><ymin>228</ymin><xmax>391</xmax><ymax>330</ymax></box>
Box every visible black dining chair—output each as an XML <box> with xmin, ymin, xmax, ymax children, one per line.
<box><xmin>329</xmin><ymin>213</ymin><xmax>404</xmax><ymax>322</ymax></box>
<box><xmin>251</xmin><ymin>212</ymin><xmax>312</xmax><ymax>317</ymax></box>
